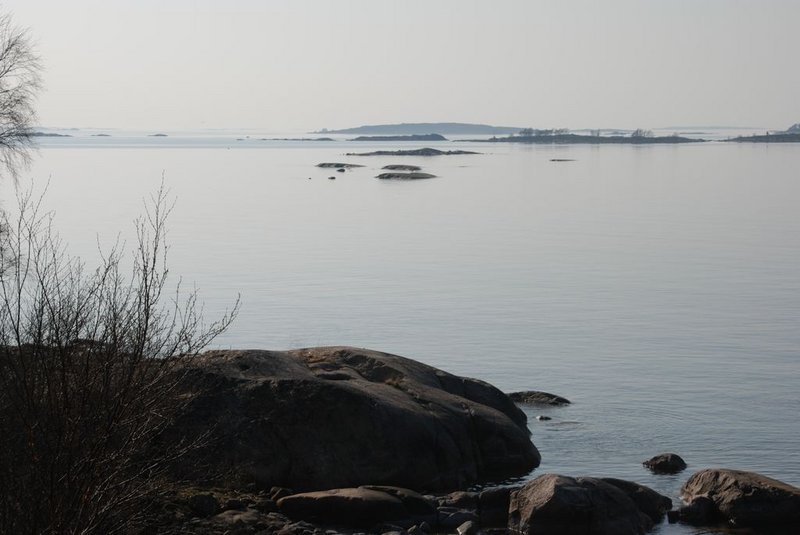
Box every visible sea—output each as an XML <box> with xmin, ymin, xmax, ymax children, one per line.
<box><xmin>4</xmin><ymin>128</ymin><xmax>799</xmax><ymax>534</ymax></box>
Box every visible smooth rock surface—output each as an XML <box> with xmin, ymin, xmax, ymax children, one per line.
<box><xmin>167</xmin><ymin>347</ymin><xmax>540</xmax><ymax>492</ymax></box>
<box><xmin>681</xmin><ymin>469</ymin><xmax>800</xmax><ymax>526</ymax></box>
<box><xmin>508</xmin><ymin>474</ymin><xmax>660</xmax><ymax>535</ymax></box>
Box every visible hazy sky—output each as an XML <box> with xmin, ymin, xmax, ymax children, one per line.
<box><xmin>6</xmin><ymin>0</ymin><xmax>799</xmax><ymax>132</ymax></box>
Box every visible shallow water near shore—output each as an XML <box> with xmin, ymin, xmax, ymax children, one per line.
<box><xmin>7</xmin><ymin>133</ymin><xmax>800</xmax><ymax>534</ymax></box>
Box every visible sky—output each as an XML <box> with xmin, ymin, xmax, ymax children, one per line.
<box><xmin>5</xmin><ymin>0</ymin><xmax>800</xmax><ymax>132</ymax></box>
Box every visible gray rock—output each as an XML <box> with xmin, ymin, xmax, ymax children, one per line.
<box><xmin>277</xmin><ymin>488</ymin><xmax>408</xmax><ymax>527</ymax></box>
<box><xmin>437</xmin><ymin>491</ymin><xmax>478</xmax><ymax>510</ymax></box>
<box><xmin>681</xmin><ymin>469</ymin><xmax>800</xmax><ymax>526</ymax></box>
<box><xmin>643</xmin><ymin>453</ymin><xmax>686</xmax><ymax>474</ymax></box>
<box><xmin>438</xmin><ymin>507</ymin><xmax>479</xmax><ymax>529</ymax></box>
<box><xmin>168</xmin><ymin>347</ymin><xmax>539</xmax><ymax>492</ymax></box>
<box><xmin>601</xmin><ymin>478</ymin><xmax>672</xmax><ymax>522</ymax></box>
<box><xmin>360</xmin><ymin>486</ymin><xmax>436</xmax><ymax>516</ymax></box>
<box><xmin>457</xmin><ymin>520</ymin><xmax>480</xmax><ymax>535</ymax></box>
<box><xmin>375</xmin><ymin>172</ymin><xmax>436</xmax><ymax>180</ymax></box>
<box><xmin>508</xmin><ymin>474</ymin><xmax>657</xmax><ymax>535</ymax></box>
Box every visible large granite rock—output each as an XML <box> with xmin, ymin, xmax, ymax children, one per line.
<box><xmin>168</xmin><ymin>347</ymin><xmax>539</xmax><ymax>492</ymax></box>
<box><xmin>508</xmin><ymin>474</ymin><xmax>667</xmax><ymax>535</ymax></box>
<box><xmin>680</xmin><ymin>469</ymin><xmax>800</xmax><ymax>527</ymax></box>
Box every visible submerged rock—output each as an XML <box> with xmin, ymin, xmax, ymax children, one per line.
<box><xmin>383</xmin><ymin>164</ymin><xmax>422</xmax><ymax>171</ymax></box>
<box><xmin>643</xmin><ymin>453</ymin><xmax>686</xmax><ymax>474</ymax></box>
<box><xmin>508</xmin><ymin>474</ymin><xmax>668</xmax><ymax>535</ymax></box>
<box><xmin>166</xmin><ymin>347</ymin><xmax>540</xmax><ymax>492</ymax></box>
<box><xmin>376</xmin><ymin>172</ymin><xmax>436</xmax><ymax>180</ymax></box>
<box><xmin>680</xmin><ymin>469</ymin><xmax>800</xmax><ymax>527</ymax></box>
<box><xmin>508</xmin><ymin>391</ymin><xmax>571</xmax><ymax>406</ymax></box>
<box><xmin>316</xmin><ymin>162</ymin><xmax>365</xmax><ymax>168</ymax></box>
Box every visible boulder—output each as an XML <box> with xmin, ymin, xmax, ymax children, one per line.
<box><xmin>508</xmin><ymin>391</ymin><xmax>570</xmax><ymax>406</ymax></box>
<box><xmin>601</xmin><ymin>478</ymin><xmax>672</xmax><ymax>522</ymax></box>
<box><xmin>681</xmin><ymin>469</ymin><xmax>800</xmax><ymax>526</ymax></box>
<box><xmin>277</xmin><ymin>488</ymin><xmax>409</xmax><ymax>527</ymax></box>
<box><xmin>478</xmin><ymin>486</ymin><xmax>514</xmax><ymax>527</ymax></box>
<box><xmin>167</xmin><ymin>347</ymin><xmax>539</xmax><ymax>492</ymax></box>
<box><xmin>643</xmin><ymin>453</ymin><xmax>686</xmax><ymax>474</ymax></box>
<box><xmin>457</xmin><ymin>519</ymin><xmax>480</xmax><ymax>535</ymax></box>
<box><xmin>508</xmin><ymin>474</ymin><xmax>662</xmax><ymax>535</ymax></box>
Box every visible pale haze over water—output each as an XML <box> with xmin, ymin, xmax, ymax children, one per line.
<box><xmin>8</xmin><ymin>134</ymin><xmax>800</xmax><ymax>534</ymax></box>
<box><xmin>6</xmin><ymin>0</ymin><xmax>800</xmax><ymax>131</ymax></box>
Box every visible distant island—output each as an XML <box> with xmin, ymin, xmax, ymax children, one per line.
<box><xmin>269</xmin><ymin>137</ymin><xmax>334</xmax><ymax>142</ymax></box>
<box><xmin>91</xmin><ymin>133</ymin><xmax>111</xmax><ymax>137</ymax></box>
<box><xmin>473</xmin><ymin>129</ymin><xmax>702</xmax><ymax>145</ymax></box>
<box><xmin>29</xmin><ymin>131</ymin><xmax>71</xmax><ymax>137</ymax></box>
<box><xmin>726</xmin><ymin>123</ymin><xmax>800</xmax><ymax>143</ymax></box>
<box><xmin>726</xmin><ymin>133</ymin><xmax>800</xmax><ymax>143</ymax></box>
<box><xmin>148</xmin><ymin>133</ymin><xmax>168</xmax><ymax>137</ymax></box>
<box><xmin>316</xmin><ymin>122</ymin><xmax>522</xmax><ymax>135</ymax></box>
<box><xmin>350</xmin><ymin>133</ymin><xmax>447</xmax><ymax>142</ymax></box>
<box><xmin>346</xmin><ymin>148</ymin><xmax>479</xmax><ymax>157</ymax></box>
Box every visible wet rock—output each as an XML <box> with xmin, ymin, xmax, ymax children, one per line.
<box><xmin>536</xmin><ymin>415</ymin><xmax>551</xmax><ymax>421</ymax></box>
<box><xmin>508</xmin><ymin>474</ymin><xmax>658</xmax><ymax>535</ymax></box>
<box><xmin>675</xmin><ymin>495</ymin><xmax>717</xmax><ymax>525</ymax></box>
<box><xmin>508</xmin><ymin>391</ymin><xmax>570</xmax><ymax>406</ymax></box>
<box><xmin>681</xmin><ymin>469</ymin><xmax>800</xmax><ymax>526</ymax></box>
<box><xmin>643</xmin><ymin>453</ymin><xmax>686</xmax><ymax>474</ymax></box>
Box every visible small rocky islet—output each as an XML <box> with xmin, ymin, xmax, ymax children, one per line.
<box><xmin>135</xmin><ymin>346</ymin><xmax>799</xmax><ymax>534</ymax></box>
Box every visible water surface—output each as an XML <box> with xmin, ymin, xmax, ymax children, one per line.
<box><xmin>8</xmin><ymin>134</ymin><xmax>800</xmax><ymax>534</ymax></box>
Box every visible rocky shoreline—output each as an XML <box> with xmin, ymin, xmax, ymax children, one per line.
<box><xmin>140</xmin><ymin>347</ymin><xmax>799</xmax><ymax>534</ymax></box>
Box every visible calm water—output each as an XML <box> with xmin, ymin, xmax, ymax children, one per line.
<box><xmin>6</xmin><ymin>134</ymin><xmax>800</xmax><ymax>534</ymax></box>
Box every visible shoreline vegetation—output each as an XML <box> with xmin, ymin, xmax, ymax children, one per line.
<box><xmin>725</xmin><ymin>132</ymin><xmax>800</xmax><ymax>143</ymax></box>
<box><xmin>351</xmin><ymin>133</ymin><xmax>447</xmax><ymax>142</ymax></box>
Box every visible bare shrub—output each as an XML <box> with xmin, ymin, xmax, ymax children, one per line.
<box><xmin>0</xmin><ymin>11</ymin><xmax>42</xmax><ymax>183</ymax></box>
<box><xmin>0</xmin><ymin>184</ymin><xmax>238</xmax><ymax>533</ymax></box>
